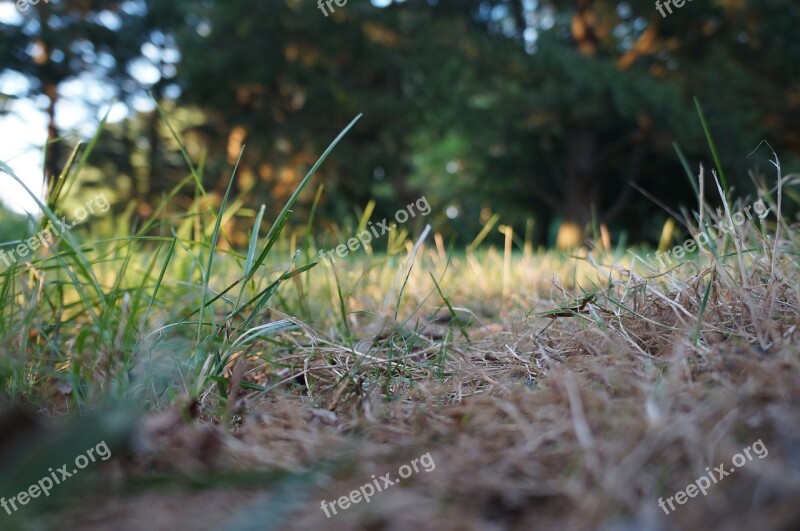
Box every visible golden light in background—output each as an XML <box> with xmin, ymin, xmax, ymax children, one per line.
<box><xmin>227</xmin><ymin>126</ymin><xmax>247</xmax><ymax>163</ymax></box>
<box><xmin>658</xmin><ymin>218</ymin><xmax>676</xmax><ymax>253</ymax></box>
<box><xmin>556</xmin><ymin>222</ymin><xmax>582</xmax><ymax>250</ymax></box>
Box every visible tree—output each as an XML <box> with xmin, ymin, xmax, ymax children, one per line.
<box><xmin>0</xmin><ymin>0</ymin><xmax>186</xmax><ymax>193</ymax></box>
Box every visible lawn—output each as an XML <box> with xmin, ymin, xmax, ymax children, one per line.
<box><xmin>1</xmin><ymin>124</ymin><xmax>798</xmax><ymax>531</ymax></box>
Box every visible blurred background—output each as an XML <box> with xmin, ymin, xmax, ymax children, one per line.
<box><xmin>1</xmin><ymin>0</ymin><xmax>798</xmax><ymax>249</ymax></box>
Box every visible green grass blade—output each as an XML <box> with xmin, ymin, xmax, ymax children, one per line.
<box><xmin>180</xmin><ymin>114</ymin><xmax>362</xmax><ymax>321</ymax></box>
<box><xmin>154</xmin><ymin>97</ymin><xmax>207</xmax><ymax>196</ymax></box>
<box><xmin>694</xmin><ymin>97</ymin><xmax>728</xmax><ymax>197</ymax></box>
<box><xmin>673</xmin><ymin>141</ymin><xmax>699</xmax><ymax>199</ymax></box>
<box><xmin>429</xmin><ymin>271</ymin><xmax>471</xmax><ymax>342</ymax></box>
<box><xmin>248</xmin><ymin>114</ymin><xmax>363</xmax><ymax>283</ymax></box>
<box><xmin>692</xmin><ymin>271</ymin><xmax>715</xmax><ymax>346</ymax></box>
<box><xmin>197</xmin><ymin>146</ymin><xmax>245</xmax><ymax>344</ymax></box>
<box><xmin>235</xmin><ymin>203</ymin><xmax>267</xmax><ymax>310</ymax></box>
<box><xmin>143</xmin><ymin>234</ymin><xmax>178</xmax><ymax>326</ymax></box>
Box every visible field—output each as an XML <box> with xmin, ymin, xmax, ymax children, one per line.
<box><xmin>1</xmin><ymin>132</ymin><xmax>799</xmax><ymax>531</ymax></box>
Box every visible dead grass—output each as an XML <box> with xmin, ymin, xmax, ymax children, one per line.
<box><xmin>6</xmin><ymin>168</ymin><xmax>800</xmax><ymax>530</ymax></box>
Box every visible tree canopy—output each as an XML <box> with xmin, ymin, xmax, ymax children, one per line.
<box><xmin>1</xmin><ymin>0</ymin><xmax>798</xmax><ymax>245</ymax></box>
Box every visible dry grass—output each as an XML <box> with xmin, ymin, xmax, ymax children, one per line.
<box><xmin>3</xmin><ymin>164</ymin><xmax>799</xmax><ymax>530</ymax></box>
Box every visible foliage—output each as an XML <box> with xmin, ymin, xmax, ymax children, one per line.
<box><xmin>1</xmin><ymin>0</ymin><xmax>798</xmax><ymax>245</ymax></box>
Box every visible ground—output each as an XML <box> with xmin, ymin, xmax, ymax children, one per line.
<box><xmin>1</xmin><ymin>190</ymin><xmax>798</xmax><ymax>531</ymax></box>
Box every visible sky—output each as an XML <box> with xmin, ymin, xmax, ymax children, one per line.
<box><xmin>0</xmin><ymin>1</ymin><xmax>147</xmax><ymax>215</ymax></box>
<box><xmin>0</xmin><ymin>0</ymin><xmax>48</xmax><ymax>215</ymax></box>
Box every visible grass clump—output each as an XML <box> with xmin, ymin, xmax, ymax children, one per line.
<box><xmin>0</xmin><ymin>112</ymin><xmax>798</xmax><ymax>530</ymax></box>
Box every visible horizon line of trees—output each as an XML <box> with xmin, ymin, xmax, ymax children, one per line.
<box><xmin>1</xmin><ymin>0</ymin><xmax>798</xmax><ymax>247</ymax></box>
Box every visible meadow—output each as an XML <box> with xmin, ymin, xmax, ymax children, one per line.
<box><xmin>1</xmin><ymin>118</ymin><xmax>798</xmax><ymax>531</ymax></box>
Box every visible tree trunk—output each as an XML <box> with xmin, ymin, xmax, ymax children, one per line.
<box><xmin>43</xmin><ymin>80</ymin><xmax>61</xmax><ymax>192</ymax></box>
<box><xmin>556</xmin><ymin>125</ymin><xmax>597</xmax><ymax>249</ymax></box>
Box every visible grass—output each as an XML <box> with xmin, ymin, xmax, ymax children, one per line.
<box><xmin>0</xmin><ymin>113</ymin><xmax>799</xmax><ymax>530</ymax></box>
